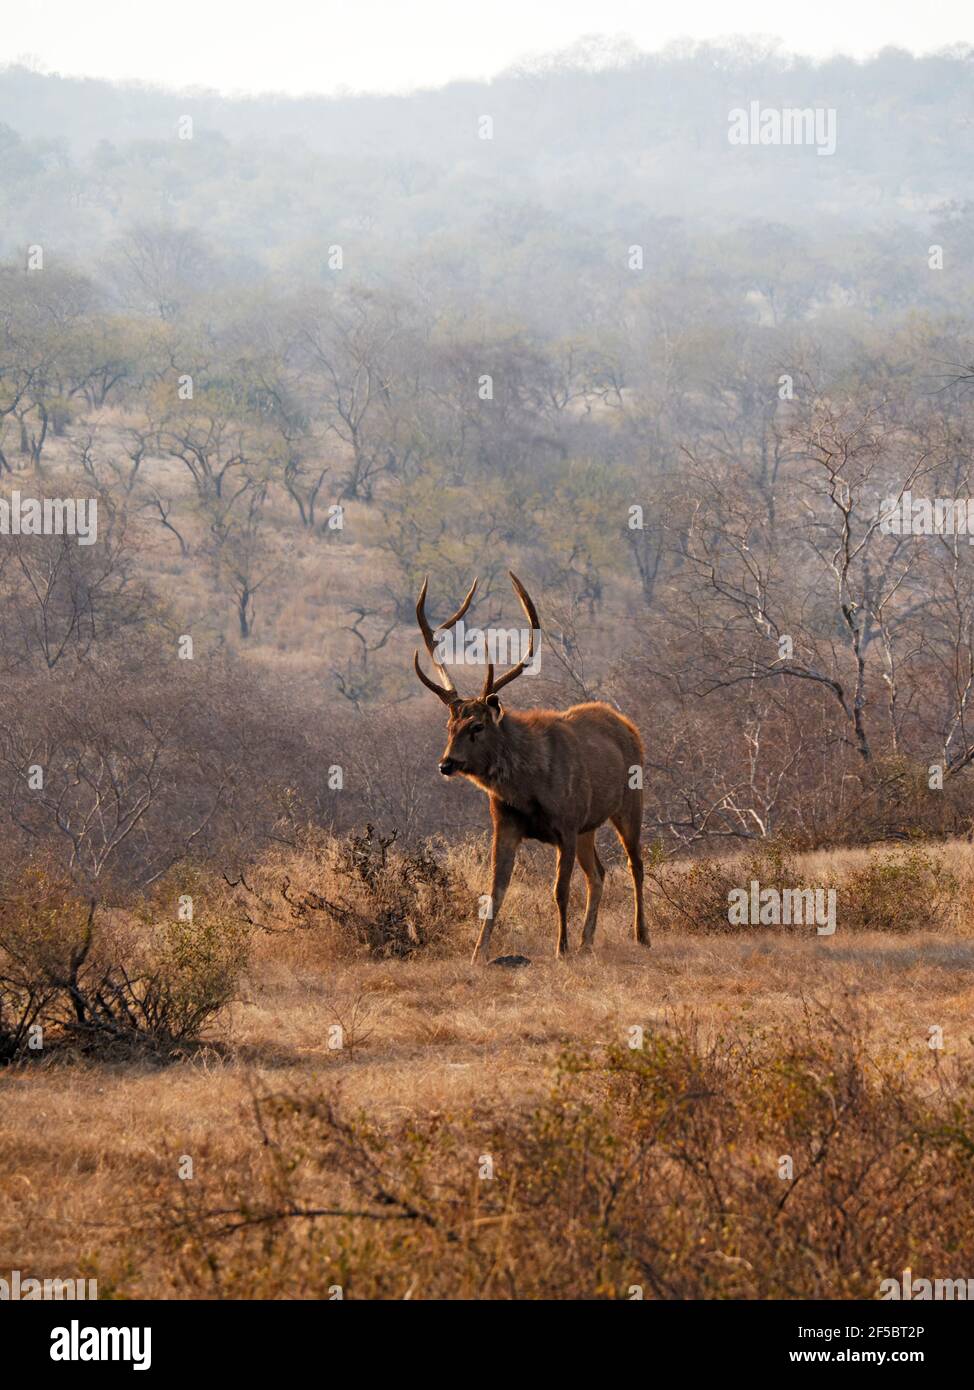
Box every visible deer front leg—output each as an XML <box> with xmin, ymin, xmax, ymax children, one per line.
<box><xmin>553</xmin><ymin>833</ymin><xmax>577</xmax><ymax>957</ymax></box>
<box><xmin>471</xmin><ymin>818</ymin><xmax>521</xmax><ymax>963</ymax></box>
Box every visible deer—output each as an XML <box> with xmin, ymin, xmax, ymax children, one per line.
<box><xmin>413</xmin><ymin>571</ymin><xmax>648</xmax><ymax>962</ymax></box>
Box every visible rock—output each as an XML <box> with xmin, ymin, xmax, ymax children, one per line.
<box><xmin>488</xmin><ymin>954</ymin><xmax>531</xmax><ymax>968</ymax></box>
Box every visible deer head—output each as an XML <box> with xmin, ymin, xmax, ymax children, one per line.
<box><xmin>413</xmin><ymin>571</ymin><xmax>539</xmax><ymax>779</ymax></box>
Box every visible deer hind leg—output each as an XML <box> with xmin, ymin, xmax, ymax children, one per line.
<box><xmin>553</xmin><ymin>833</ymin><xmax>577</xmax><ymax>957</ymax></box>
<box><xmin>472</xmin><ymin>819</ymin><xmax>521</xmax><ymax>964</ymax></box>
<box><xmin>611</xmin><ymin>803</ymin><xmax>648</xmax><ymax>946</ymax></box>
<box><xmin>576</xmin><ymin>830</ymin><xmax>605</xmax><ymax>949</ymax></box>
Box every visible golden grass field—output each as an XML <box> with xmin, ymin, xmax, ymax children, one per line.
<box><xmin>3</xmin><ymin>836</ymin><xmax>974</xmax><ymax>1299</ymax></box>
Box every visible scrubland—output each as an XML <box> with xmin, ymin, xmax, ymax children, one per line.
<box><xmin>5</xmin><ymin>45</ymin><xmax>974</xmax><ymax>1299</ymax></box>
<box><xmin>3</xmin><ymin>833</ymin><xmax>974</xmax><ymax>1299</ymax></box>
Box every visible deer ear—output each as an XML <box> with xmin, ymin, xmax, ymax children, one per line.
<box><xmin>485</xmin><ymin>694</ymin><xmax>503</xmax><ymax>721</ymax></box>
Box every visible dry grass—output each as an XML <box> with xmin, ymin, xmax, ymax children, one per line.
<box><xmin>3</xmin><ymin>836</ymin><xmax>974</xmax><ymax>1297</ymax></box>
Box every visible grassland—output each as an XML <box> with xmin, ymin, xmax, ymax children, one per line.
<box><xmin>3</xmin><ymin>836</ymin><xmax>974</xmax><ymax>1298</ymax></box>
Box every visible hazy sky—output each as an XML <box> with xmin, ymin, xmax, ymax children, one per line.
<box><xmin>4</xmin><ymin>0</ymin><xmax>972</xmax><ymax>95</ymax></box>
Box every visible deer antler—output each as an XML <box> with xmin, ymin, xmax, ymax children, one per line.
<box><xmin>481</xmin><ymin>571</ymin><xmax>540</xmax><ymax>697</ymax></box>
<box><xmin>413</xmin><ymin>576</ymin><xmax>478</xmax><ymax>706</ymax></box>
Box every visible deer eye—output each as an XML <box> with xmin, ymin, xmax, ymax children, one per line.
<box><xmin>468</xmin><ymin>723</ymin><xmax>484</xmax><ymax>738</ymax></box>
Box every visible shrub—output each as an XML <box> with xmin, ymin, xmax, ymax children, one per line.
<box><xmin>256</xmin><ymin>825</ymin><xmax>478</xmax><ymax>959</ymax></box>
<box><xmin>150</xmin><ymin>1011</ymin><xmax>974</xmax><ymax>1299</ymax></box>
<box><xmin>0</xmin><ymin>944</ymin><xmax>56</xmax><ymax>1062</ymax></box>
<box><xmin>839</xmin><ymin>846</ymin><xmax>957</xmax><ymax>933</ymax></box>
<box><xmin>0</xmin><ymin>868</ymin><xmax>93</xmax><ymax>1061</ymax></box>
<box><xmin>650</xmin><ymin>840</ymin><xmax>801</xmax><ymax>933</ymax></box>
<box><xmin>0</xmin><ymin>866</ymin><xmax>249</xmax><ymax>1062</ymax></box>
<box><xmin>60</xmin><ymin>912</ymin><xmax>251</xmax><ymax>1058</ymax></box>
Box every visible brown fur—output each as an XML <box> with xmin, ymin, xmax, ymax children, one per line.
<box><xmin>438</xmin><ymin>696</ymin><xmax>648</xmax><ymax>961</ymax></box>
<box><xmin>414</xmin><ymin>573</ymin><xmax>648</xmax><ymax>961</ymax></box>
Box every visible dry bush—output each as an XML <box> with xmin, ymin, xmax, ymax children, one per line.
<box><xmin>147</xmin><ymin>1008</ymin><xmax>974</xmax><ymax>1299</ymax></box>
<box><xmin>231</xmin><ymin>824</ymin><xmax>478</xmax><ymax>960</ymax></box>
<box><xmin>0</xmin><ymin>651</ymin><xmax>351</xmax><ymax>893</ymax></box>
<box><xmin>649</xmin><ymin>840</ymin><xmax>962</xmax><ymax>936</ymax></box>
<box><xmin>650</xmin><ymin>840</ymin><xmax>801</xmax><ymax>932</ymax></box>
<box><xmin>0</xmin><ymin>868</ymin><xmax>93</xmax><ymax>1061</ymax></box>
<box><xmin>839</xmin><ymin>846</ymin><xmax>958</xmax><ymax>933</ymax></box>
<box><xmin>61</xmin><ymin>912</ymin><xmax>250</xmax><ymax>1059</ymax></box>
<box><xmin>0</xmin><ymin>925</ymin><xmax>61</xmax><ymax>1064</ymax></box>
<box><xmin>0</xmin><ymin>865</ymin><xmax>249</xmax><ymax>1061</ymax></box>
<box><xmin>0</xmin><ymin>967</ymin><xmax>50</xmax><ymax>1063</ymax></box>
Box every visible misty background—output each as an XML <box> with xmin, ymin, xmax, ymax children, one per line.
<box><xmin>2</xmin><ymin>33</ymin><xmax>974</xmax><ymax>890</ymax></box>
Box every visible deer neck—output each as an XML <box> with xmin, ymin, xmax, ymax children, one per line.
<box><xmin>471</xmin><ymin>713</ymin><xmax>544</xmax><ymax>809</ymax></box>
